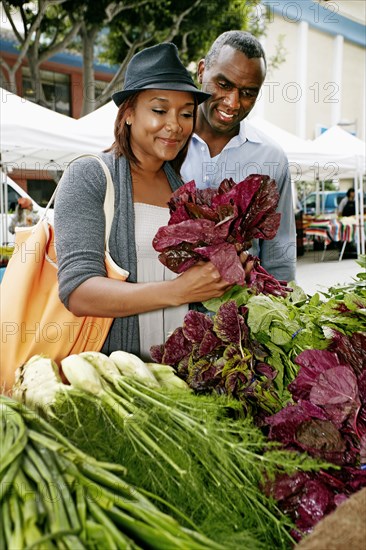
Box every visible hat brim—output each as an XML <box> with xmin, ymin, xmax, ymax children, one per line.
<box><xmin>112</xmin><ymin>82</ymin><xmax>210</xmax><ymax>107</ymax></box>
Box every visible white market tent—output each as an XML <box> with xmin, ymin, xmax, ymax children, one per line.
<box><xmin>3</xmin><ymin>88</ymin><xmax>364</xmax><ymax>183</ymax></box>
<box><xmin>248</xmin><ymin>119</ymin><xmax>366</xmax><ymax>255</ymax></box>
<box><xmin>0</xmin><ymin>88</ymin><xmax>103</xmax><ymax>244</ymax></box>
<box><xmin>0</xmin><ymin>88</ymin><xmax>101</xmax><ymax>172</ymax></box>
<box><xmin>313</xmin><ymin>125</ymin><xmax>366</xmax><ymax>178</ymax></box>
<box><xmin>249</xmin><ymin>117</ymin><xmax>366</xmax><ymax>182</ymax></box>
<box><xmin>75</xmin><ymin>100</ymin><xmax>117</xmax><ymax>150</ymax></box>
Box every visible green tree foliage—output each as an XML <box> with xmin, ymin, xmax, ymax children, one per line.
<box><xmin>103</xmin><ymin>0</ymin><xmax>263</xmax><ymax>67</ymax></box>
<box><xmin>1</xmin><ymin>0</ymin><xmax>269</xmax><ymax>115</ymax></box>
<box><xmin>95</xmin><ymin>0</ymin><xmax>265</xmax><ymax>114</ymax></box>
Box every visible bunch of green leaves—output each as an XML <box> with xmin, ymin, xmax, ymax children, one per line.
<box><xmin>267</xmin><ymin>256</ymin><xmax>364</xmax><ymax>334</ymax></box>
<box><xmin>244</xmin><ymin>289</ymin><xmax>326</xmax><ymax>391</ymax></box>
<box><xmin>201</xmin><ymin>257</ymin><xmax>366</xmax><ymax>408</ymax></box>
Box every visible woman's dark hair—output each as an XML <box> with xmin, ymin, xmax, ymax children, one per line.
<box><xmin>205</xmin><ymin>30</ymin><xmax>266</xmax><ymax>70</ymax></box>
<box><xmin>105</xmin><ymin>91</ymin><xmax>197</xmax><ymax>175</ymax></box>
<box><xmin>346</xmin><ymin>188</ymin><xmax>355</xmax><ymax>198</ymax></box>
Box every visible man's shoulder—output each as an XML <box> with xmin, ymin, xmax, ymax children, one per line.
<box><xmin>243</xmin><ymin>120</ymin><xmax>287</xmax><ymax>158</ymax></box>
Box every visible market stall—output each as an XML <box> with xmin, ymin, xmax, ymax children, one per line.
<box><xmin>304</xmin><ymin>216</ymin><xmax>360</xmax><ymax>261</ymax></box>
<box><xmin>312</xmin><ymin>126</ymin><xmax>366</xmax><ymax>256</ymax></box>
<box><xmin>2</xmin><ymin>264</ymin><xmax>365</xmax><ymax>548</ymax></box>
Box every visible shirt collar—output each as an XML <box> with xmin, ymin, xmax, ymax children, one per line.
<box><xmin>241</xmin><ymin>119</ymin><xmax>263</xmax><ymax>144</ymax></box>
<box><xmin>192</xmin><ymin>118</ymin><xmax>263</xmax><ymax>149</ymax></box>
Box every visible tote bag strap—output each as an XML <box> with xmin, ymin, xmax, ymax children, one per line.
<box><xmin>41</xmin><ymin>154</ymin><xmax>115</xmax><ymax>251</ymax></box>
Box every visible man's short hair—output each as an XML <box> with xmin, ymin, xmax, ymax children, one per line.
<box><xmin>204</xmin><ymin>30</ymin><xmax>266</xmax><ymax>70</ymax></box>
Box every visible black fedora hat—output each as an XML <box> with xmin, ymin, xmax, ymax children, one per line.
<box><xmin>112</xmin><ymin>42</ymin><xmax>210</xmax><ymax>106</ymax></box>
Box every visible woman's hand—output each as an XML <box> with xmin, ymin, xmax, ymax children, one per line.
<box><xmin>235</xmin><ymin>243</ymin><xmax>254</xmax><ymax>281</ymax></box>
<box><xmin>172</xmin><ymin>261</ymin><xmax>233</xmax><ymax>305</ymax></box>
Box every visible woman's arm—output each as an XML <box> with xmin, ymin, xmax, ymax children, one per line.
<box><xmin>55</xmin><ymin>157</ymin><xmax>114</xmax><ymax>307</ymax></box>
<box><xmin>68</xmin><ymin>261</ymin><xmax>232</xmax><ymax>318</ymax></box>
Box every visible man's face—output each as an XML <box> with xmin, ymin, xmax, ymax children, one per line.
<box><xmin>198</xmin><ymin>45</ymin><xmax>266</xmax><ymax>136</ymax></box>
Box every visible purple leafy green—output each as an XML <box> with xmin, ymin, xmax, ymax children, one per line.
<box><xmin>152</xmin><ymin>176</ymin><xmax>292</xmax><ymax>296</ymax></box>
<box><xmin>265</xmin><ymin>331</ymin><xmax>366</xmax><ymax>539</ymax></box>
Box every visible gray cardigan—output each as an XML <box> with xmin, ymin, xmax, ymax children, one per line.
<box><xmin>54</xmin><ymin>152</ymin><xmax>183</xmax><ymax>356</ymax></box>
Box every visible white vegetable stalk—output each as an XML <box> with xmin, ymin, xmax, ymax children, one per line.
<box><xmin>61</xmin><ymin>353</ymin><xmax>133</xmax><ymax>421</ymax></box>
<box><xmin>79</xmin><ymin>351</ymin><xmax>121</xmax><ymax>380</ymax></box>
<box><xmin>145</xmin><ymin>363</ymin><xmax>189</xmax><ymax>390</ymax></box>
<box><xmin>12</xmin><ymin>355</ymin><xmax>64</xmax><ymax>408</ymax></box>
<box><xmin>109</xmin><ymin>351</ymin><xmax>160</xmax><ymax>387</ymax></box>
<box><xmin>61</xmin><ymin>355</ymin><xmax>104</xmax><ymax>395</ymax></box>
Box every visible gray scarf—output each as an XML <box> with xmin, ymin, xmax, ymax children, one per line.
<box><xmin>99</xmin><ymin>153</ymin><xmax>183</xmax><ymax>356</ymax></box>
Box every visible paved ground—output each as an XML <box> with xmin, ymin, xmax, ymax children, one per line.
<box><xmin>295</xmin><ymin>247</ymin><xmax>364</xmax><ymax>295</ymax></box>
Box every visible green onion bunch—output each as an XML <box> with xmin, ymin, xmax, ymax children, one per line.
<box><xmin>0</xmin><ymin>395</ymin><xmax>226</xmax><ymax>549</ymax></box>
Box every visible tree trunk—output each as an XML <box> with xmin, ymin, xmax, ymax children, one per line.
<box><xmin>81</xmin><ymin>26</ymin><xmax>99</xmax><ymax>116</ymax></box>
<box><xmin>0</xmin><ymin>61</ymin><xmax>17</xmax><ymax>93</ymax></box>
<box><xmin>27</xmin><ymin>46</ymin><xmax>48</xmax><ymax>107</ymax></box>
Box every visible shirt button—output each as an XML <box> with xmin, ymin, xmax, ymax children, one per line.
<box><xmin>201</xmin><ymin>146</ymin><xmax>205</xmax><ymax>151</ymax></box>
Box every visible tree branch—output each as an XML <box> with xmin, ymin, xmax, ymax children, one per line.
<box><xmin>0</xmin><ymin>56</ymin><xmax>11</xmax><ymax>73</ymax></box>
<box><xmin>2</xmin><ymin>1</ymin><xmax>26</xmax><ymax>43</ymax></box>
<box><xmin>95</xmin><ymin>33</ymin><xmax>153</xmax><ymax>108</ymax></box>
<box><xmin>164</xmin><ymin>0</ymin><xmax>204</xmax><ymax>42</ymax></box>
<box><xmin>38</xmin><ymin>21</ymin><xmax>83</xmax><ymax>63</ymax></box>
<box><xmin>105</xmin><ymin>0</ymin><xmax>153</xmax><ymax>22</ymax></box>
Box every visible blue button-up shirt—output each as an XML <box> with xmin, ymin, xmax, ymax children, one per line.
<box><xmin>181</xmin><ymin>120</ymin><xmax>296</xmax><ymax>282</ymax></box>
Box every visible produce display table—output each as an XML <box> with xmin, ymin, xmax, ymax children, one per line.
<box><xmin>304</xmin><ymin>216</ymin><xmax>359</xmax><ymax>261</ymax></box>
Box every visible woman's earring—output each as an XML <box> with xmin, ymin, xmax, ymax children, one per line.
<box><xmin>126</xmin><ymin>119</ymin><xmax>131</xmax><ymax>126</ymax></box>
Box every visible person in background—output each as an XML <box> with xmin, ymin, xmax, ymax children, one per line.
<box><xmin>337</xmin><ymin>188</ymin><xmax>357</xmax><ymax>258</ymax></box>
<box><xmin>9</xmin><ymin>197</ymin><xmax>40</xmax><ymax>234</ymax></box>
<box><xmin>55</xmin><ymin>43</ymin><xmax>249</xmax><ymax>362</ymax></box>
<box><xmin>181</xmin><ymin>30</ymin><xmax>296</xmax><ymax>283</ymax></box>
<box><xmin>338</xmin><ymin>188</ymin><xmax>355</xmax><ymax>217</ymax></box>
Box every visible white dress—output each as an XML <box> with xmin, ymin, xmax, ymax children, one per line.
<box><xmin>134</xmin><ymin>203</ymin><xmax>188</xmax><ymax>361</ymax></box>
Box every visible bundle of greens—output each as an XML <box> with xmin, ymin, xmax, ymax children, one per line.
<box><xmin>12</xmin><ymin>352</ymin><xmax>327</xmax><ymax>549</ymax></box>
<box><xmin>1</xmin><ymin>394</ymin><xmax>220</xmax><ymax>550</ymax></box>
<box><xmin>152</xmin><ymin>176</ymin><xmax>292</xmax><ymax>296</ymax></box>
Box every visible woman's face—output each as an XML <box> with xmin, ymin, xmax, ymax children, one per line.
<box><xmin>127</xmin><ymin>89</ymin><xmax>195</xmax><ymax>166</ymax></box>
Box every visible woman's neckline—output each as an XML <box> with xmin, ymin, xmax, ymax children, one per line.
<box><xmin>134</xmin><ymin>202</ymin><xmax>168</xmax><ymax>209</ymax></box>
